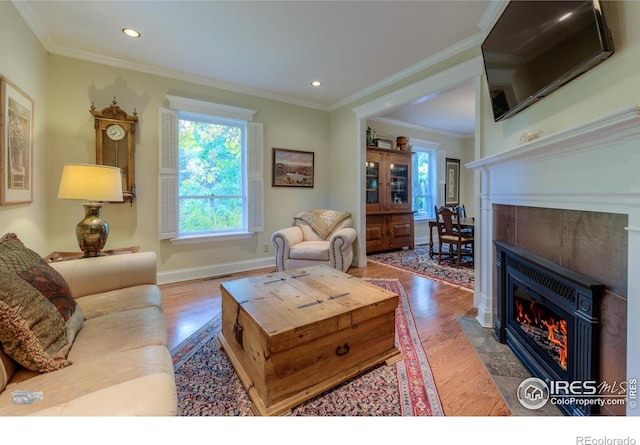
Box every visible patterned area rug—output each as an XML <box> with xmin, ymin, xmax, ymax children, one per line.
<box><xmin>367</xmin><ymin>245</ymin><xmax>474</xmax><ymax>291</ymax></box>
<box><xmin>171</xmin><ymin>278</ymin><xmax>443</xmax><ymax>416</ymax></box>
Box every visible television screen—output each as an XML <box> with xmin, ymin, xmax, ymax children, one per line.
<box><xmin>482</xmin><ymin>0</ymin><xmax>614</xmax><ymax>122</ymax></box>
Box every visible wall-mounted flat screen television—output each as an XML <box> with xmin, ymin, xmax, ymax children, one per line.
<box><xmin>482</xmin><ymin>0</ymin><xmax>614</xmax><ymax>122</ymax></box>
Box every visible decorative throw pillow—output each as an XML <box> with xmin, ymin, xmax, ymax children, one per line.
<box><xmin>0</xmin><ymin>233</ymin><xmax>84</xmax><ymax>372</ymax></box>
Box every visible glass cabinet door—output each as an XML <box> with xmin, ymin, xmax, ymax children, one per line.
<box><xmin>366</xmin><ymin>161</ymin><xmax>379</xmax><ymax>204</ymax></box>
<box><xmin>388</xmin><ymin>154</ymin><xmax>410</xmax><ymax>209</ymax></box>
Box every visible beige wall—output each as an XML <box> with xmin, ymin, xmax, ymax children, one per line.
<box><xmin>44</xmin><ymin>55</ymin><xmax>330</xmax><ymax>274</ymax></box>
<box><xmin>1</xmin><ymin>1</ymin><xmax>332</xmax><ymax>278</ymax></box>
<box><xmin>480</xmin><ymin>1</ymin><xmax>640</xmax><ymax>157</ymax></box>
<box><xmin>328</xmin><ymin>106</ymin><xmax>359</xmax><ymax>215</ymax></box>
<box><xmin>0</xmin><ymin>2</ymin><xmax>49</xmax><ymax>253</ymax></box>
<box><xmin>2</xmin><ymin>1</ymin><xmax>639</xmax><ymax>280</ymax></box>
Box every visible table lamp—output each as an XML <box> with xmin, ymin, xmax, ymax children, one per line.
<box><xmin>57</xmin><ymin>163</ymin><xmax>123</xmax><ymax>257</ymax></box>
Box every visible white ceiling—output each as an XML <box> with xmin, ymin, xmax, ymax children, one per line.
<box><xmin>373</xmin><ymin>82</ymin><xmax>478</xmax><ymax>137</ymax></box>
<box><xmin>14</xmin><ymin>0</ymin><xmax>503</xmax><ymax>138</ymax></box>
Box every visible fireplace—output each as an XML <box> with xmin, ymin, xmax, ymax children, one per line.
<box><xmin>494</xmin><ymin>241</ymin><xmax>605</xmax><ymax>416</ymax></box>
<box><xmin>467</xmin><ymin>106</ymin><xmax>637</xmax><ymax>416</ymax></box>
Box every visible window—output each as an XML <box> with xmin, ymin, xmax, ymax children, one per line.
<box><xmin>178</xmin><ymin>115</ymin><xmax>244</xmax><ymax>234</ymax></box>
<box><xmin>159</xmin><ymin>96</ymin><xmax>263</xmax><ymax>242</ymax></box>
<box><xmin>410</xmin><ymin>139</ymin><xmax>441</xmax><ymax>220</ymax></box>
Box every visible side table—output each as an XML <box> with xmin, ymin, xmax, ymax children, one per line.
<box><xmin>45</xmin><ymin>246</ymin><xmax>140</xmax><ymax>263</ymax></box>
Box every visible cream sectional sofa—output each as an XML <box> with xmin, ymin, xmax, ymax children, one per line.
<box><xmin>0</xmin><ymin>251</ymin><xmax>177</xmax><ymax>416</ymax></box>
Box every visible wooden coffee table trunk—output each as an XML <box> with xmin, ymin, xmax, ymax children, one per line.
<box><xmin>217</xmin><ymin>265</ymin><xmax>401</xmax><ymax>416</ymax></box>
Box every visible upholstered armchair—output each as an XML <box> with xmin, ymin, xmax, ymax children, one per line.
<box><xmin>271</xmin><ymin>210</ymin><xmax>357</xmax><ymax>272</ymax></box>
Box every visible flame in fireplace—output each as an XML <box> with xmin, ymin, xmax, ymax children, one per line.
<box><xmin>514</xmin><ymin>299</ymin><xmax>568</xmax><ymax>371</ymax></box>
<box><xmin>544</xmin><ymin>318</ymin><xmax>568</xmax><ymax>370</ymax></box>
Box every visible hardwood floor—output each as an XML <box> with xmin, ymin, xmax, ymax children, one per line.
<box><xmin>160</xmin><ymin>261</ymin><xmax>511</xmax><ymax>416</ymax></box>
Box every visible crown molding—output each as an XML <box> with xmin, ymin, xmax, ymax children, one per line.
<box><xmin>12</xmin><ymin>2</ymin><xmax>331</xmax><ymax>111</ymax></box>
<box><xmin>60</xmin><ymin>45</ymin><xmax>333</xmax><ymax>111</ymax></box>
<box><xmin>353</xmin><ymin>56</ymin><xmax>484</xmax><ymax>120</ymax></box>
<box><xmin>477</xmin><ymin>0</ymin><xmax>508</xmax><ymax>34</ymax></box>
<box><xmin>331</xmin><ymin>32</ymin><xmax>485</xmax><ymax>111</ymax></box>
<box><xmin>14</xmin><ymin>0</ymin><xmax>500</xmax><ymax>117</ymax></box>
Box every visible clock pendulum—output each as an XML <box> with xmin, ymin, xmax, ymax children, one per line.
<box><xmin>106</xmin><ymin>123</ymin><xmax>126</xmax><ymax>168</ymax></box>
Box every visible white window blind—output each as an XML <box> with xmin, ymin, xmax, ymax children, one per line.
<box><xmin>158</xmin><ymin>107</ymin><xmax>178</xmax><ymax>239</ymax></box>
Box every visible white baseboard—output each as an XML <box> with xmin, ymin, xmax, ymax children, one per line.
<box><xmin>157</xmin><ymin>256</ymin><xmax>275</xmax><ymax>285</ymax></box>
<box><xmin>475</xmin><ymin>294</ymin><xmax>493</xmax><ymax>328</ymax></box>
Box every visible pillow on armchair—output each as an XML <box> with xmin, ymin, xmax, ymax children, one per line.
<box><xmin>293</xmin><ymin>210</ymin><xmax>351</xmax><ymax>240</ymax></box>
<box><xmin>0</xmin><ymin>233</ymin><xmax>84</xmax><ymax>372</ymax></box>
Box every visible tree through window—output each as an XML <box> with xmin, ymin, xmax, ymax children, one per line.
<box><xmin>158</xmin><ymin>97</ymin><xmax>263</xmax><ymax>241</ymax></box>
<box><xmin>178</xmin><ymin>117</ymin><xmax>244</xmax><ymax>234</ymax></box>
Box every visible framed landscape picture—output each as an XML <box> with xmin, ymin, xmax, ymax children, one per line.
<box><xmin>445</xmin><ymin>158</ymin><xmax>460</xmax><ymax>206</ymax></box>
<box><xmin>1</xmin><ymin>76</ymin><xmax>34</xmax><ymax>205</ymax></box>
<box><xmin>272</xmin><ymin>148</ymin><xmax>314</xmax><ymax>188</ymax></box>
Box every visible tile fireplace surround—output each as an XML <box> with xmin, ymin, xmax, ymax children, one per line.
<box><xmin>468</xmin><ymin>105</ymin><xmax>640</xmax><ymax>416</ymax></box>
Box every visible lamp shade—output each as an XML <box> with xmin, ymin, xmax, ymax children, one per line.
<box><xmin>57</xmin><ymin>164</ymin><xmax>123</xmax><ymax>202</ymax></box>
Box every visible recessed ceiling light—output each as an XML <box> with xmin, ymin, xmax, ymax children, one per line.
<box><xmin>122</xmin><ymin>28</ymin><xmax>141</xmax><ymax>38</ymax></box>
<box><xmin>311</xmin><ymin>80</ymin><xmax>322</xmax><ymax>87</ymax></box>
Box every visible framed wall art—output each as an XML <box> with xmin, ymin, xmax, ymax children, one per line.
<box><xmin>272</xmin><ymin>148</ymin><xmax>314</xmax><ymax>188</ymax></box>
<box><xmin>1</xmin><ymin>76</ymin><xmax>34</xmax><ymax>205</ymax></box>
<box><xmin>445</xmin><ymin>158</ymin><xmax>460</xmax><ymax>206</ymax></box>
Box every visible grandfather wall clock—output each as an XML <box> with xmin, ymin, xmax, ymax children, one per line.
<box><xmin>90</xmin><ymin>98</ymin><xmax>138</xmax><ymax>204</ymax></box>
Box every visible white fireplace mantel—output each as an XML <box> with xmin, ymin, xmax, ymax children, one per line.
<box><xmin>468</xmin><ymin>104</ymin><xmax>640</xmax><ymax>416</ymax></box>
<box><xmin>469</xmin><ymin>105</ymin><xmax>640</xmax><ymax>170</ymax></box>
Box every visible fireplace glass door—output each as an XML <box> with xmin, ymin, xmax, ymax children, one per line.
<box><xmin>508</xmin><ymin>279</ymin><xmax>573</xmax><ymax>380</ymax></box>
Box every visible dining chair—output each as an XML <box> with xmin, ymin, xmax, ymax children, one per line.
<box><xmin>434</xmin><ymin>206</ymin><xmax>474</xmax><ymax>267</ymax></box>
<box><xmin>456</xmin><ymin>204</ymin><xmax>474</xmax><ymax>237</ymax></box>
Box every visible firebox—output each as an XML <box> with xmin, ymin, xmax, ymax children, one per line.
<box><xmin>494</xmin><ymin>241</ymin><xmax>605</xmax><ymax>416</ymax></box>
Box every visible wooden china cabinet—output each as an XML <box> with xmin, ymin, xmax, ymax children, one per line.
<box><xmin>365</xmin><ymin>146</ymin><xmax>415</xmax><ymax>253</ymax></box>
